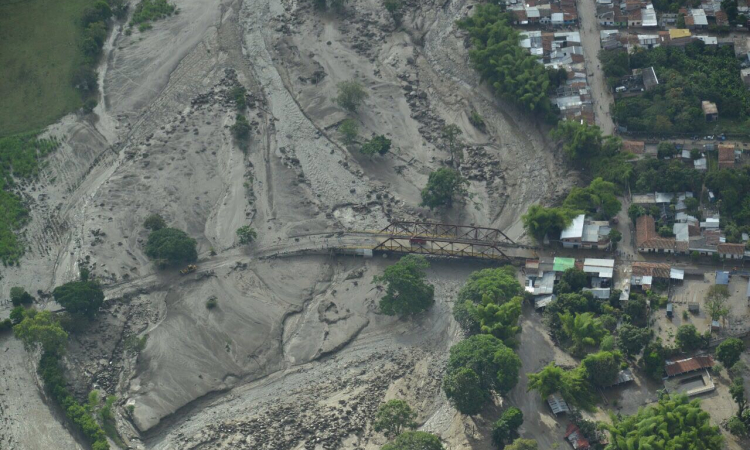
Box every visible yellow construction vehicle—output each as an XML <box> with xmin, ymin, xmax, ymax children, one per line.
<box><xmin>180</xmin><ymin>264</ymin><xmax>198</xmax><ymax>275</ymax></box>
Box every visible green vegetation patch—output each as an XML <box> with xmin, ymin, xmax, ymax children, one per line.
<box><xmin>0</xmin><ymin>134</ymin><xmax>59</xmax><ymax>265</ymax></box>
<box><xmin>0</xmin><ymin>0</ymin><xmax>100</xmax><ymax>136</ymax></box>
<box><xmin>610</xmin><ymin>42</ymin><xmax>750</xmax><ymax>135</ymax></box>
<box><xmin>130</xmin><ymin>0</ymin><xmax>175</xmax><ymax>29</ymax></box>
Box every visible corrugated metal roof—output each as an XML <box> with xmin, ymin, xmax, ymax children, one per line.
<box><xmin>561</xmin><ymin>214</ymin><xmax>585</xmax><ymax>239</ymax></box>
<box><xmin>665</xmin><ymin>355</ymin><xmax>714</xmax><ymax>377</ymax></box>
<box><xmin>716</xmin><ymin>271</ymin><xmax>729</xmax><ymax>285</ymax></box>
<box><xmin>547</xmin><ymin>394</ymin><xmax>570</xmax><ymax>414</ymax></box>
<box><xmin>553</xmin><ymin>257</ymin><xmax>576</xmax><ymax>272</ymax></box>
<box><xmin>670</xmin><ymin>268</ymin><xmax>685</xmax><ymax>280</ymax></box>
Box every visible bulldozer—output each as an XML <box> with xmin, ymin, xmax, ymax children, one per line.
<box><xmin>180</xmin><ymin>264</ymin><xmax>198</xmax><ymax>275</ymax></box>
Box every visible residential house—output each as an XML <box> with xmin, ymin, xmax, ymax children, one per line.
<box><xmin>631</xmin><ymin>261</ymin><xmax>672</xmax><ymax>290</ymax></box>
<box><xmin>702</xmin><ymin>100</ymin><xmax>718</xmax><ymax>121</ymax></box>
<box><xmin>565</xmin><ymin>424</ymin><xmax>591</xmax><ymax>450</ymax></box>
<box><xmin>665</xmin><ymin>355</ymin><xmax>714</xmax><ymax>377</ymax></box>
<box><xmin>717</xmin><ymin>243</ymin><xmax>745</xmax><ymax>259</ymax></box>
<box><xmin>560</xmin><ymin>214</ymin><xmax>611</xmax><ymax>249</ymax></box>
<box><xmin>636</xmin><ymin>215</ymin><xmax>675</xmax><ymax>253</ymax></box>
<box><xmin>718</xmin><ymin>143</ymin><xmax>736</xmax><ymax>169</ymax></box>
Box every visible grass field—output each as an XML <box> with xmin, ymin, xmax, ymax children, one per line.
<box><xmin>0</xmin><ymin>0</ymin><xmax>97</xmax><ymax>136</ymax></box>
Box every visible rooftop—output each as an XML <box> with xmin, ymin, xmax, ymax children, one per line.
<box><xmin>561</xmin><ymin>214</ymin><xmax>585</xmax><ymax>239</ymax></box>
<box><xmin>665</xmin><ymin>355</ymin><xmax>714</xmax><ymax>377</ymax></box>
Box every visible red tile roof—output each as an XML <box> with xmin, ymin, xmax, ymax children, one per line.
<box><xmin>665</xmin><ymin>355</ymin><xmax>714</xmax><ymax>377</ymax></box>
<box><xmin>636</xmin><ymin>215</ymin><xmax>676</xmax><ymax>250</ymax></box>
<box><xmin>565</xmin><ymin>424</ymin><xmax>591</xmax><ymax>450</ymax></box>
<box><xmin>718</xmin><ymin>144</ymin><xmax>735</xmax><ymax>169</ymax></box>
<box><xmin>632</xmin><ymin>262</ymin><xmax>671</xmax><ymax>279</ymax></box>
<box><xmin>718</xmin><ymin>243</ymin><xmax>745</xmax><ymax>255</ymax></box>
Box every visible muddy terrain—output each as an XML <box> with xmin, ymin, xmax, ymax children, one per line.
<box><xmin>0</xmin><ymin>0</ymin><xmax>575</xmax><ymax>448</ymax></box>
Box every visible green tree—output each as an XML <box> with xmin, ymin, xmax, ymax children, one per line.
<box><xmin>338</xmin><ymin>118</ymin><xmax>359</xmax><ymax>147</ymax></box>
<box><xmin>443</xmin><ymin>334</ymin><xmax>521</xmax><ymax>414</ymax></box>
<box><xmin>601</xmin><ymin>394</ymin><xmax>723</xmax><ymax>450</ymax></box>
<box><xmin>381</xmin><ymin>431</ymin><xmax>444</xmax><ymax>450</ymax></box>
<box><xmin>442</xmin><ymin>367</ymin><xmax>487</xmax><ymax>415</ymax></box>
<box><xmin>555</xmin><ymin>268</ymin><xmax>587</xmax><ymax>295</ymax></box>
<box><xmin>441</xmin><ymin>124</ymin><xmax>463</xmax><ymax>165</ymax></box>
<box><xmin>229</xmin><ymin>85</ymin><xmax>247</xmax><ymax>110</ymax></box>
<box><xmin>143</xmin><ymin>213</ymin><xmax>166</xmax><ymax>231</ymax></box>
<box><xmin>471</xmin><ymin>297</ymin><xmax>523</xmax><ymax>346</ymax></box>
<box><xmin>10</xmin><ymin>287</ymin><xmax>34</xmax><ymax>306</ymax></box>
<box><xmin>452</xmin><ymin>267</ymin><xmax>523</xmax><ymax>342</ymax></box>
<box><xmin>456</xmin><ymin>5</ymin><xmax>555</xmax><ymax>117</ymax></box>
<box><xmin>562</xmin><ymin>178</ymin><xmax>621</xmax><ymax>220</ymax></box>
<box><xmin>231</xmin><ymin>114</ymin><xmax>251</xmax><ymax>141</ymax></box>
<box><xmin>505</xmin><ymin>439</ymin><xmax>538</xmax><ymax>450</ymax></box>
<box><xmin>10</xmin><ymin>306</ymin><xmax>26</xmax><ymax>325</ymax></box>
<box><xmin>52</xmin><ymin>280</ymin><xmax>105</xmax><ymax>319</ymax></box>
<box><xmin>144</xmin><ymin>228</ymin><xmax>198</xmax><ymax>265</ymax></box>
<box><xmin>675</xmin><ymin>324</ymin><xmax>703</xmax><ymax>352</ymax></box>
<box><xmin>640</xmin><ymin>341</ymin><xmax>667</xmax><ymax>379</ymax></box>
<box><xmin>727</xmin><ymin>416</ymin><xmax>747</xmax><ymax>437</ymax></box>
<box><xmin>522</xmin><ymin>205</ymin><xmax>579</xmax><ymax>242</ymax></box>
<box><xmin>657</xmin><ymin>142</ymin><xmax>678</xmax><ymax>159</ymax></box>
<box><xmin>608</xmin><ymin>229</ymin><xmax>622</xmax><ymax>248</ymax></box>
<box><xmin>581</xmin><ymin>350</ymin><xmax>622</xmax><ymax>388</ymax></box>
<box><xmin>420</xmin><ymin>168</ymin><xmax>468</xmax><ymax>209</ymax></box>
<box><xmin>730</xmin><ymin>376</ymin><xmax>746</xmax><ymax>417</ymax></box>
<box><xmin>616</xmin><ymin>323</ymin><xmax>651</xmax><ymax>356</ymax></box>
<box><xmin>373</xmin><ymin>255</ymin><xmax>434</xmax><ymax>317</ymax></box>
<box><xmin>492</xmin><ymin>407</ymin><xmax>523</xmax><ymax>448</ymax></box>
<box><xmin>550</xmin><ymin>121</ymin><xmax>604</xmax><ymax>160</ymax></box>
<box><xmin>335</xmin><ymin>81</ymin><xmax>368</xmax><ymax>112</ymax></box>
<box><xmin>627</xmin><ymin>204</ymin><xmax>646</xmax><ymax>224</ymax></box>
<box><xmin>457</xmin><ymin>266</ymin><xmax>522</xmax><ymax>305</ymax></box>
<box><xmin>716</xmin><ymin>338</ymin><xmax>745</xmax><ymax>368</ymax></box>
<box><xmin>623</xmin><ymin>294</ymin><xmax>648</xmax><ymax>327</ymax></box>
<box><xmin>559</xmin><ymin>312</ymin><xmax>609</xmax><ymax>356</ymax></box>
<box><xmin>676</xmin><ymin>13</ymin><xmax>686</xmax><ymax>28</ymax></box>
<box><xmin>361</xmin><ymin>135</ymin><xmax>392</xmax><ymax>157</ymax></box>
<box><xmin>526</xmin><ymin>363</ymin><xmax>597</xmax><ymax>411</ymax></box>
<box><xmin>236</xmin><ymin>225</ymin><xmax>257</xmax><ymax>245</ymax></box>
<box><xmin>13</xmin><ymin>310</ymin><xmax>68</xmax><ymax>355</ymax></box>
<box><xmin>373</xmin><ymin>399</ymin><xmax>418</xmax><ymax>439</ymax></box>
<box><xmin>706</xmin><ymin>285</ymin><xmax>730</xmax><ymax>323</ymax></box>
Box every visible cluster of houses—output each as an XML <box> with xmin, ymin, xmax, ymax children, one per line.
<box><xmin>633</xmin><ymin>194</ymin><xmax>750</xmax><ymax>259</ymax></box>
<box><xmin>502</xmin><ymin>0</ymin><xmax>579</xmax><ymax>27</ymax></box>
<box><xmin>596</xmin><ymin>0</ymin><xmax>747</xmax><ymax>29</ymax></box>
<box><xmin>518</xmin><ymin>31</ymin><xmax>595</xmax><ymax>123</ymax></box>
<box><xmin>525</xmin><ymin>256</ymin><xmax>616</xmax><ymax>308</ymax></box>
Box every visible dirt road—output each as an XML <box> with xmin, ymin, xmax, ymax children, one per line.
<box><xmin>576</xmin><ymin>0</ymin><xmax>615</xmax><ymax>135</ymax></box>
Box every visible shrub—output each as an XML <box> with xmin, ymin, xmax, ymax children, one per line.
<box><xmin>206</xmin><ymin>297</ymin><xmax>218</xmax><ymax>309</ymax></box>
<box><xmin>10</xmin><ymin>287</ymin><xmax>34</xmax><ymax>306</ymax></box>
<box><xmin>143</xmin><ymin>213</ymin><xmax>166</xmax><ymax>231</ymax></box>
<box><xmin>373</xmin><ymin>399</ymin><xmax>417</xmax><ymax>439</ymax></box>
<box><xmin>335</xmin><ymin>81</ymin><xmax>368</xmax><ymax>112</ymax></box>
<box><xmin>338</xmin><ymin>118</ymin><xmax>359</xmax><ymax>147</ymax></box>
<box><xmin>360</xmin><ymin>135</ymin><xmax>391</xmax><ymax>157</ymax></box>
<box><xmin>229</xmin><ymin>85</ymin><xmax>247</xmax><ymax>110</ymax></box>
<box><xmin>130</xmin><ymin>0</ymin><xmax>176</xmax><ymax>27</ymax></box>
<box><xmin>231</xmin><ymin>114</ymin><xmax>251</xmax><ymax>141</ymax></box>
<box><xmin>236</xmin><ymin>225</ymin><xmax>257</xmax><ymax>245</ymax></box>
<box><xmin>469</xmin><ymin>111</ymin><xmax>485</xmax><ymax>130</ymax></box>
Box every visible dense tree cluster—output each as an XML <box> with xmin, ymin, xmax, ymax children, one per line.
<box><xmin>381</xmin><ymin>431</ymin><xmax>444</xmax><ymax>450</ymax></box>
<box><xmin>610</xmin><ymin>42</ymin><xmax>750</xmax><ymax>134</ymax></box>
<box><xmin>456</xmin><ymin>4</ymin><xmax>557</xmax><ymax>120</ymax></box>
<box><xmin>632</xmin><ymin>158</ymin><xmax>704</xmax><ymax>194</ymax></box>
<box><xmin>601</xmin><ymin>394</ymin><xmax>723</xmax><ymax>449</ymax></box>
<box><xmin>452</xmin><ymin>267</ymin><xmax>524</xmax><ymax>345</ymax></box>
<box><xmin>144</xmin><ymin>227</ymin><xmax>198</xmax><ymax>266</ymax></box>
<box><xmin>373</xmin><ymin>255</ymin><xmax>435</xmax><ymax>317</ymax></box>
<box><xmin>527</xmin><ymin>362</ymin><xmax>598</xmax><ymax>411</ymax></box>
<box><xmin>52</xmin><ymin>280</ymin><xmax>105</xmax><ymax>319</ymax></box>
<box><xmin>443</xmin><ymin>334</ymin><xmax>521</xmax><ymax>415</ymax></box>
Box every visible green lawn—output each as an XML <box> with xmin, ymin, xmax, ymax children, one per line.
<box><xmin>0</xmin><ymin>0</ymin><xmax>96</xmax><ymax>136</ymax></box>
